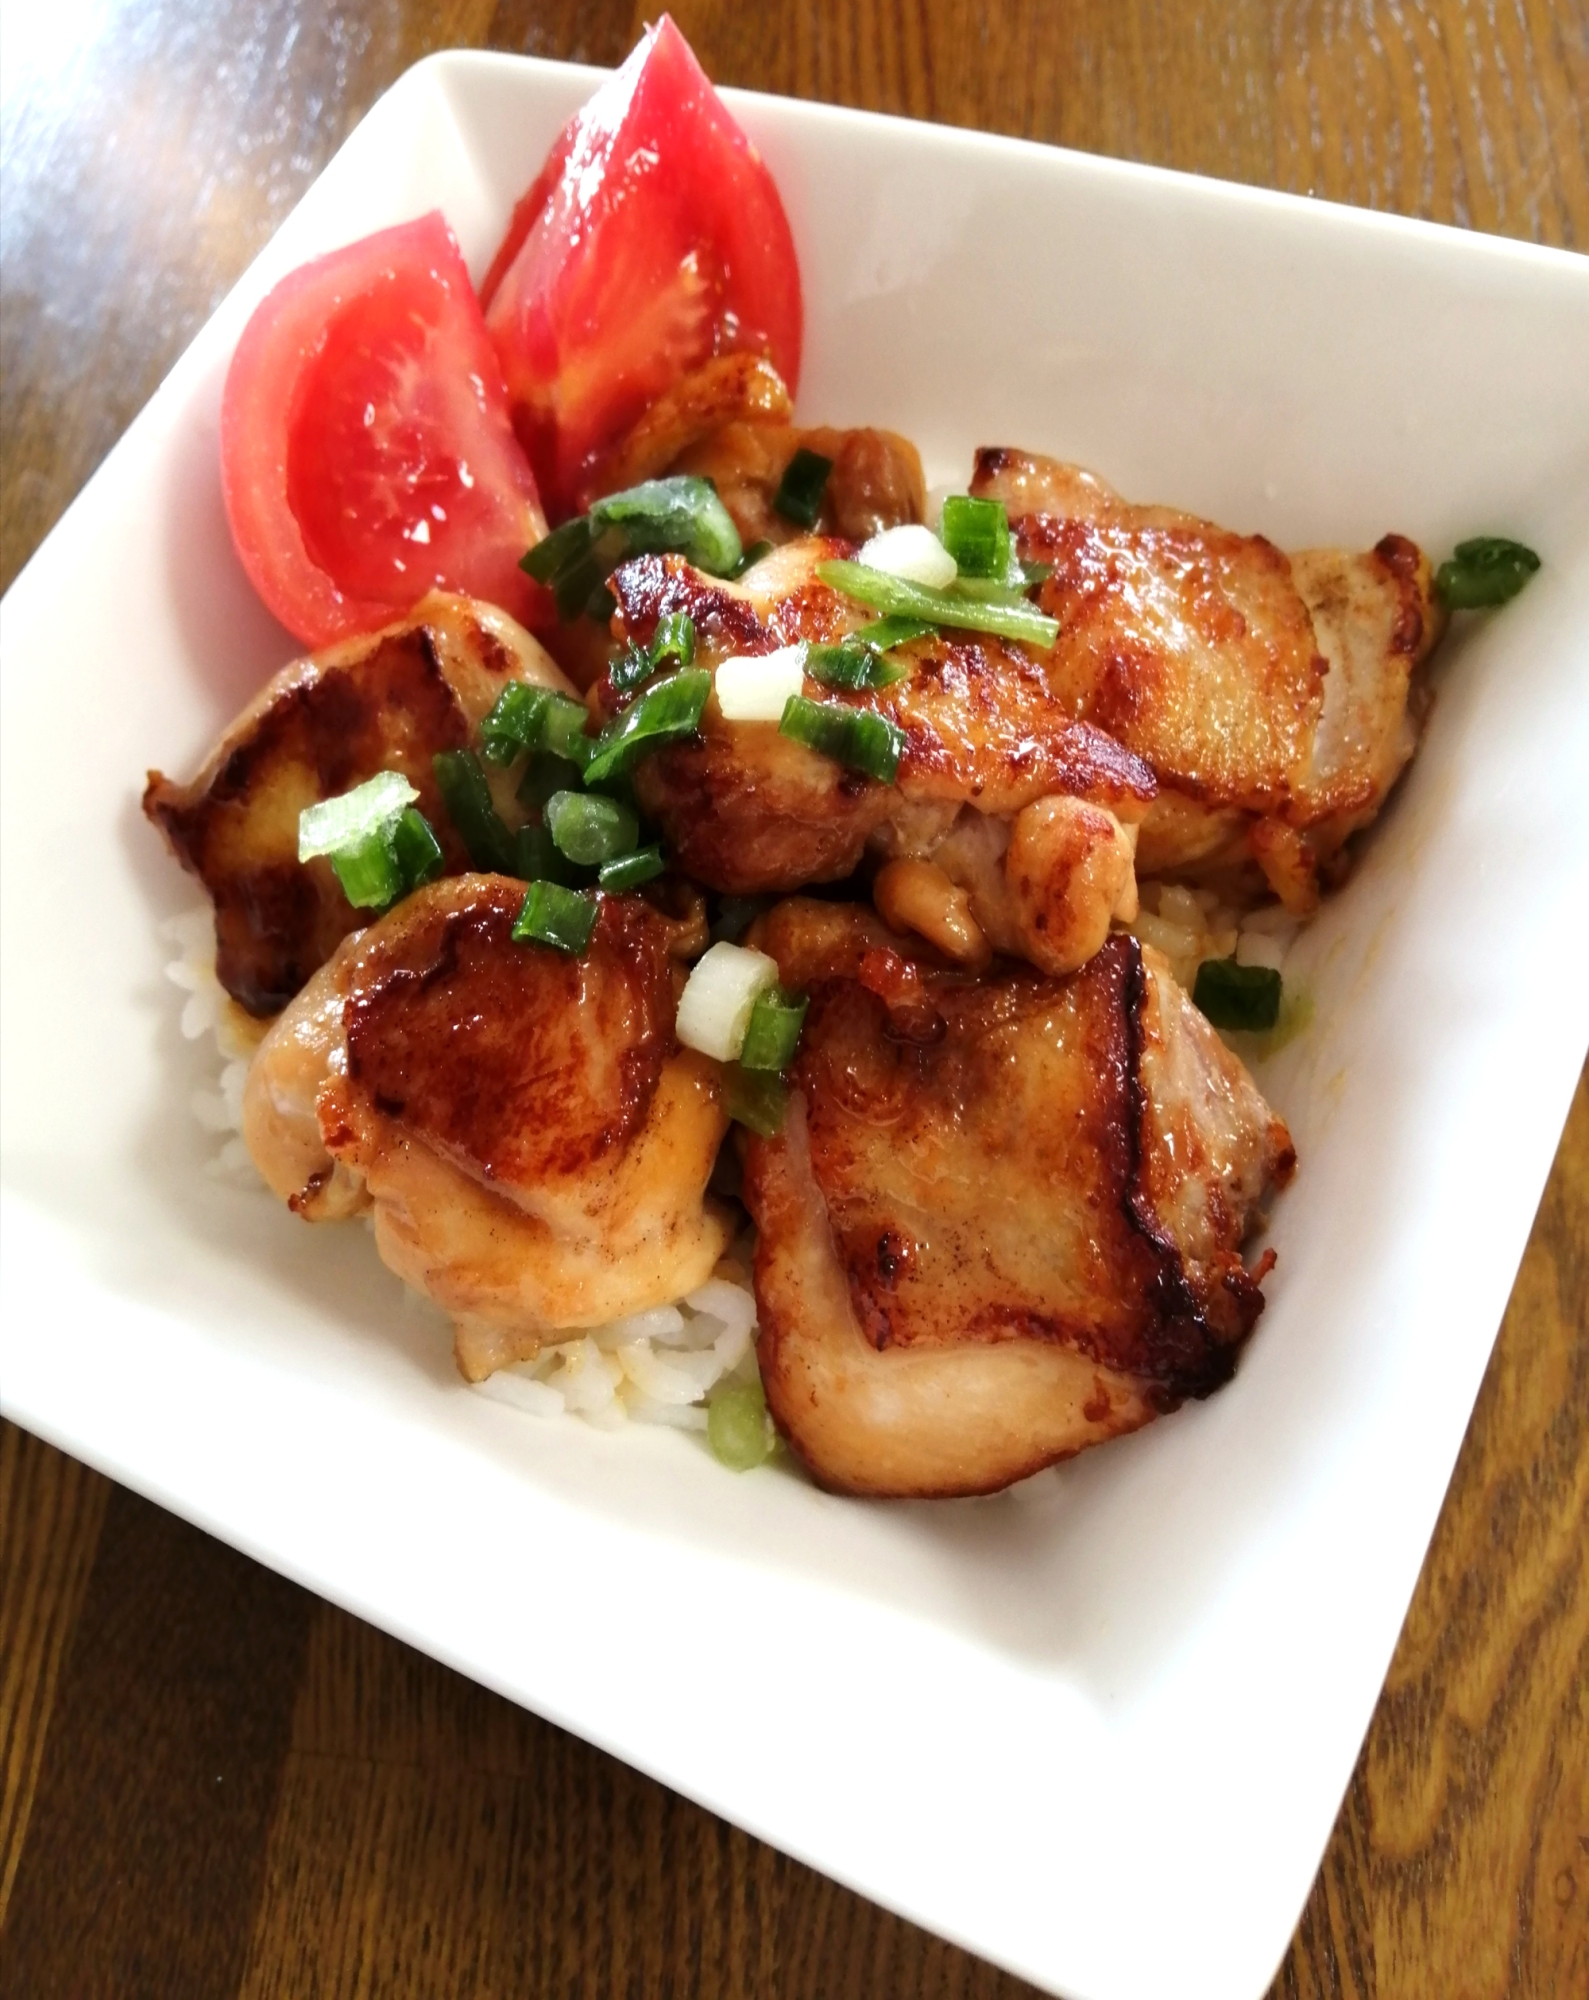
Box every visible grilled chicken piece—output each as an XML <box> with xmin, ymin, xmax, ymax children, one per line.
<box><xmin>968</xmin><ymin>450</ymin><xmax>1444</xmax><ymax>910</ymax></box>
<box><xmin>242</xmin><ymin>876</ymin><xmax>733</xmax><ymax>1381</ymax></box>
<box><xmin>144</xmin><ymin>594</ymin><xmax>575</xmax><ymax>1016</ymax></box>
<box><xmin>740</xmin><ymin>900</ymin><xmax>1294</xmax><ymax>1497</ymax></box>
<box><xmin>607</xmin><ymin>542</ymin><xmax>1157</xmax><ymax>977</ymax></box>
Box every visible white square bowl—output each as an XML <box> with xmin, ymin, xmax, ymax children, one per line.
<box><xmin>2</xmin><ymin>50</ymin><xmax>1587</xmax><ymax>2000</ymax></box>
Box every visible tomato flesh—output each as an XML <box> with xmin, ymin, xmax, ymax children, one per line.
<box><xmin>483</xmin><ymin>16</ymin><xmax>803</xmax><ymax>520</ymax></box>
<box><xmin>223</xmin><ymin>212</ymin><xmax>547</xmax><ymax>648</ymax></box>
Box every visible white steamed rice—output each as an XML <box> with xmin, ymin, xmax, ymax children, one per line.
<box><xmin>161</xmin><ymin>908</ymin><xmax>764</xmax><ymax>1434</ymax></box>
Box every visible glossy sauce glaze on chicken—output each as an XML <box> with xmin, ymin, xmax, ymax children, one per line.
<box><xmin>605</xmin><ymin>541</ymin><xmax>1156</xmax><ymax>977</ymax></box>
<box><xmin>244</xmin><ymin>875</ymin><xmax>731</xmax><ymax>1381</ymax></box>
<box><xmin>741</xmin><ymin>901</ymin><xmax>1294</xmax><ymax>1495</ymax></box>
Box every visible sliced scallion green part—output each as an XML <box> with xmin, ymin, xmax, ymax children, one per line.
<box><xmin>512</xmin><ymin>879</ymin><xmax>599</xmax><ymax>955</ymax></box>
<box><xmin>723</xmin><ymin>1064</ymin><xmax>788</xmax><ymax>1138</ymax></box>
<box><xmin>539</xmin><ymin>692</ymin><xmax>596</xmax><ymax>767</ymax></box>
<box><xmin>852</xmin><ymin>615</ymin><xmax>934</xmax><ymax>651</ymax></box>
<box><xmin>514</xmin><ymin>821</ymin><xmax>585</xmax><ymax>887</ymax></box>
<box><xmin>773</xmin><ymin>447</ymin><xmax>833</xmax><ymax>529</ymax></box>
<box><xmin>732</xmin><ymin>539</ymin><xmax>774</xmax><ymax>577</ymax></box>
<box><xmin>597</xmin><ymin>844</ymin><xmax>665</xmax><ymax>891</ymax></box>
<box><xmin>739</xmin><ymin>985</ymin><xmax>808</xmax><ymax>1072</ymax></box>
<box><xmin>804</xmin><ymin>640</ymin><xmax>910</xmax><ymax>692</ymax></box>
<box><xmin>939</xmin><ymin>494</ymin><xmax>1010</xmax><ymax>579</ymax></box>
<box><xmin>516</xmin><ymin>750</ymin><xmax>585</xmax><ymax>811</ymax></box>
<box><xmin>652</xmin><ymin>611</ymin><xmax>695</xmax><ymax>667</ymax></box>
<box><xmin>707</xmin><ymin>1377</ymin><xmax>776</xmax><ymax>1471</ymax></box>
<box><xmin>298</xmin><ymin>770</ymin><xmax>417</xmax><ymax>863</ymax></box>
<box><xmin>1435</xmin><ymin>536</ymin><xmax>1540</xmax><ymax>609</ymax></box>
<box><xmin>390</xmin><ymin>807</ymin><xmax>444</xmax><ymax>892</ymax></box>
<box><xmin>544</xmin><ymin>789</ymin><xmax>640</xmax><ymax>866</ymax></box>
<box><xmin>1192</xmin><ymin>957</ymin><xmax>1282</xmax><ymax>1032</ymax></box>
<box><xmin>609</xmin><ymin>644</ymin><xmax>656</xmax><ymax>699</ymax></box>
<box><xmin>947</xmin><ymin>575</ymin><xmax>1036</xmax><ymax>607</ymax></box>
<box><xmin>329</xmin><ymin>829</ymin><xmax>405</xmax><ymax>910</ymax></box>
<box><xmin>583</xmin><ymin>667</ymin><xmax>712</xmax><ymax>787</ymax></box>
<box><xmin>817</xmin><ymin>558</ymin><xmax>1059</xmax><ymax>648</ymax></box>
<box><xmin>432</xmin><ymin>749</ymin><xmax>516</xmax><ymax>873</ymax></box>
<box><xmin>590</xmin><ymin>476</ymin><xmax>742</xmax><ymax>576</ymax></box>
<box><xmin>480</xmin><ymin>683</ymin><xmax>552</xmax><ymax>766</ymax></box>
<box><xmin>778</xmin><ymin>694</ymin><xmax>904</xmax><ymax>783</ymax></box>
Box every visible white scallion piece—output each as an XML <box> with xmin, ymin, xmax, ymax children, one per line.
<box><xmin>675</xmin><ymin>941</ymin><xmax>779</xmax><ymax>1061</ymax></box>
<box><xmin>714</xmin><ymin>644</ymin><xmax>808</xmax><ymax>722</ymax></box>
<box><xmin>857</xmin><ymin>522</ymin><xmax>958</xmax><ymax>588</ymax></box>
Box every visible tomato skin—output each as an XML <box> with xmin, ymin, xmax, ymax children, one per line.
<box><xmin>222</xmin><ymin>213</ymin><xmax>547</xmax><ymax>648</ymax></box>
<box><xmin>483</xmin><ymin>16</ymin><xmax>803</xmax><ymax>520</ymax></box>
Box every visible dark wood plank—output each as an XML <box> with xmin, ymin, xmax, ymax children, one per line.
<box><xmin>0</xmin><ymin>1487</ymin><xmax>316</xmax><ymax>2000</ymax></box>
<box><xmin>0</xmin><ymin>1423</ymin><xmax>110</xmax><ymax>1927</ymax></box>
<box><xmin>1</xmin><ymin>5</ymin><xmax>1585</xmax><ymax>1998</ymax></box>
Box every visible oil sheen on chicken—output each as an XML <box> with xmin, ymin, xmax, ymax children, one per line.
<box><xmin>740</xmin><ymin>900</ymin><xmax>1295</xmax><ymax>1497</ymax></box>
<box><xmin>606</xmin><ymin>542</ymin><xmax>1158</xmax><ymax>978</ymax></box>
<box><xmin>242</xmin><ymin>875</ymin><xmax>732</xmax><ymax>1381</ymax></box>
<box><xmin>968</xmin><ymin>449</ymin><xmax>1445</xmax><ymax>911</ymax></box>
<box><xmin>144</xmin><ymin>593</ymin><xmax>576</xmax><ymax>1015</ymax></box>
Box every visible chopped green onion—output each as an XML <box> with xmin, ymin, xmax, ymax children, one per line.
<box><xmin>1435</xmin><ymin>536</ymin><xmax>1540</xmax><ymax>609</ymax></box>
<box><xmin>544</xmin><ymin>789</ymin><xmax>640</xmax><ymax>866</ymax></box>
<box><xmin>298</xmin><ymin>770</ymin><xmax>417</xmax><ymax>863</ymax></box>
<box><xmin>852</xmin><ymin>615</ymin><xmax>935</xmax><ymax>651</ymax></box>
<box><xmin>390</xmin><ymin>807</ymin><xmax>444</xmax><ymax>892</ymax></box>
<box><xmin>299</xmin><ymin>774</ymin><xmax>443</xmax><ymax>911</ymax></box>
<box><xmin>707</xmin><ymin>1377</ymin><xmax>776</xmax><ymax>1471</ymax></box>
<box><xmin>512</xmin><ymin>879</ymin><xmax>599</xmax><ymax>955</ymax></box>
<box><xmin>723</xmin><ymin>1064</ymin><xmax>788</xmax><ymax>1138</ymax></box>
<box><xmin>1019</xmin><ymin>558</ymin><xmax>1053</xmax><ymax>587</ymax></box>
<box><xmin>516</xmin><ymin>750</ymin><xmax>585</xmax><ymax>811</ymax></box>
<box><xmin>732</xmin><ymin>539</ymin><xmax>774</xmax><ymax>577</ymax></box>
<box><xmin>479</xmin><ymin>683</ymin><xmax>552</xmax><ymax>766</ymax></box>
<box><xmin>539</xmin><ymin>692</ymin><xmax>596</xmax><ymax>767</ymax></box>
<box><xmin>597</xmin><ymin>844</ymin><xmax>665</xmax><ymax>891</ymax></box>
<box><xmin>779</xmin><ymin>694</ymin><xmax>904</xmax><ymax>783</ymax></box>
<box><xmin>939</xmin><ymin>495</ymin><xmax>1011</xmax><ymax>579</ymax></box>
<box><xmin>328</xmin><ymin>829</ymin><xmax>405</xmax><ymax>910</ymax></box>
<box><xmin>590</xmin><ymin>476</ymin><xmax>742</xmax><ymax>576</ymax></box>
<box><xmin>709</xmin><ymin>895</ymin><xmax>767</xmax><ymax>944</ymax></box>
<box><xmin>432</xmin><ymin>749</ymin><xmax>516</xmax><ymax>873</ymax></box>
<box><xmin>652</xmin><ymin>611</ymin><xmax>695</xmax><ymax>667</ymax></box>
<box><xmin>947</xmin><ymin>575</ymin><xmax>1036</xmax><ymax>607</ymax></box>
<box><xmin>739</xmin><ymin>986</ymin><xmax>808</xmax><ymax>1072</ymax></box>
<box><xmin>773</xmin><ymin>447</ymin><xmax>833</xmax><ymax>529</ymax></box>
<box><xmin>804</xmin><ymin>640</ymin><xmax>910</xmax><ymax>692</ymax></box>
<box><xmin>611</xmin><ymin>610</ymin><xmax>696</xmax><ymax>700</ymax></box>
<box><xmin>1193</xmin><ymin>957</ymin><xmax>1282</xmax><ymax>1032</ymax></box>
<box><xmin>817</xmin><ymin>558</ymin><xmax>1059</xmax><ymax>649</ymax></box>
<box><xmin>514</xmin><ymin>821</ymin><xmax>588</xmax><ymax>887</ymax></box>
<box><xmin>583</xmin><ymin>667</ymin><xmax>712</xmax><ymax>787</ymax></box>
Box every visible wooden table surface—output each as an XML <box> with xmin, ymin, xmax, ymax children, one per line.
<box><xmin>2</xmin><ymin>5</ymin><xmax>1585</xmax><ymax>1995</ymax></box>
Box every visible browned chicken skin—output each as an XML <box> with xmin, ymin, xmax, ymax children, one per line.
<box><xmin>741</xmin><ymin>900</ymin><xmax>1294</xmax><ymax>1497</ymax></box>
<box><xmin>607</xmin><ymin>541</ymin><xmax>1157</xmax><ymax>976</ymax></box>
<box><xmin>242</xmin><ymin>877</ymin><xmax>732</xmax><ymax>1380</ymax></box>
<box><xmin>577</xmin><ymin>353</ymin><xmax>927</xmax><ymax>548</ymax></box>
<box><xmin>968</xmin><ymin>449</ymin><xmax>1445</xmax><ymax>910</ymax></box>
<box><xmin>145</xmin><ymin>594</ymin><xmax>575</xmax><ymax>1014</ymax></box>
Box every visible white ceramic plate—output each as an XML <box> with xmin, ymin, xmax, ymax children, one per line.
<box><xmin>3</xmin><ymin>51</ymin><xmax>1587</xmax><ymax>2000</ymax></box>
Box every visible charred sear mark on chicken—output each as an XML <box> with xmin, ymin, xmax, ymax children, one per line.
<box><xmin>243</xmin><ymin>875</ymin><xmax>732</xmax><ymax>1382</ymax></box>
<box><xmin>740</xmin><ymin>900</ymin><xmax>1294</xmax><ymax>1497</ymax></box>
<box><xmin>605</xmin><ymin>543</ymin><xmax>1157</xmax><ymax>977</ymax></box>
<box><xmin>969</xmin><ymin>449</ymin><xmax>1445</xmax><ymax>911</ymax></box>
<box><xmin>144</xmin><ymin>593</ymin><xmax>574</xmax><ymax>1015</ymax></box>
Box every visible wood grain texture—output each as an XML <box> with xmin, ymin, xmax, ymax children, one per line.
<box><xmin>1</xmin><ymin>4</ymin><xmax>1586</xmax><ymax>1997</ymax></box>
<box><xmin>0</xmin><ymin>1424</ymin><xmax>109</xmax><ymax>1929</ymax></box>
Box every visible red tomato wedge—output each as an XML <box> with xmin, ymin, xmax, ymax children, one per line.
<box><xmin>222</xmin><ymin>213</ymin><xmax>548</xmax><ymax>648</ymax></box>
<box><xmin>482</xmin><ymin>15</ymin><xmax>803</xmax><ymax>520</ymax></box>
